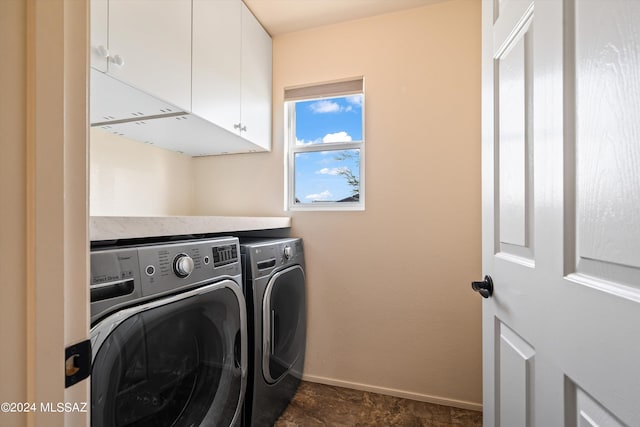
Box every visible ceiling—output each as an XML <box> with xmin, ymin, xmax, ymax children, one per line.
<box><xmin>243</xmin><ymin>0</ymin><xmax>449</xmax><ymax>36</ymax></box>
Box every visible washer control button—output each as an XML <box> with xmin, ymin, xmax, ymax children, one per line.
<box><xmin>173</xmin><ymin>254</ymin><xmax>195</xmax><ymax>278</ymax></box>
<box><xmin>145</xmin><ymin>265</ymin><xmax>155</xmax><ymax>276</ymax></box>
<box><xmin>283</xmin><ymin>246</ymin><xmax>293</xmax><ymax>260</ymax></box>
<box><xmin>203</xmin><ymin>255</ymin><xmax>210</xmax><ymax>265</ymax></box>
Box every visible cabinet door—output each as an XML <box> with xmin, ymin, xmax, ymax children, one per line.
<box><xmin>192</xmin><ymin>0</ymin><xmax>242</xmax><ymax>135</ymax></box>
<box><xmin>107</xmin><ymin>0</ymin><xmax>192</xmax><ymax>111</ymax></box>
<box><xmin>90</xmin><ymin>0</ymin><xmax>108</xmax><ymax>71</ymax></box>
<box><xmin>241</xmin><ymin>3</ymin><xmax>272</xmax><ymax>150</ymax></box>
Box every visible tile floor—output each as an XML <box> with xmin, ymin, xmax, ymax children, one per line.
<box><xmin>275</xmin><ymin>381</ymin><xmax>482</xmax><ymax>427</ymax></box>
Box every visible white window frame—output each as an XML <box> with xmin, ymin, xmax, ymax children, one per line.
<box><xmin>285</xmin><ymin>78</ymin><xmax>365</xmax><ymax>211</ymax></box>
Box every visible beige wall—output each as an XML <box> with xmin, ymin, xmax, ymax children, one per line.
<box><xmin>90</xmin><ymin>128</ymin><xmax>194</xmax><ymax>216</ymax></box>
<box><xmin>193</xmin><ymin>0</ymin><xmax>483</xmax><ymax>408</ymax></box>
<box><xmin>1</xmin><ymin>0</ymin><xmax>89</xmax><ymax>425</ymax></box>
<box><xmin>1</xmin><ymin>2</ymin><xmax>28</xmax><ymax>420</ymax></box>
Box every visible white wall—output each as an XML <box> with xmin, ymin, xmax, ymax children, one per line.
<box><xmin>90</xmin><ymin>128</ymin><xmax>194</xmax><ymax>216</ymax></box>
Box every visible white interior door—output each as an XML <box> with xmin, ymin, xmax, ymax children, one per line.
<box><xmin>481</xmin><ymin>0</ymin><xmax>640</xmax><ymax>425</ymax></box>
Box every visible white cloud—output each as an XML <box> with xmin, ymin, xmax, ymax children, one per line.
<box><xmin>296</xmin><ymin>138</ymin><xmax>322</xmax><ymax>146</ymax></box>
<box><xmin>346</xmin><ymin>95</ymin><xmax>363</xmax><ymax>107</ymax></box>
<box><xmin>308</xmin><ymin>96</ymin><xmax>361</xmax><ymax>114</ymax></box>
<box><xmin>322</xmin><ymin>131</ymin><xmax>352</xmax><ymax>143</ymax></box>
<box><xmin>316</xmin><ymin>167</ymin><xmax>349</xmax><ymax>176</ymax></box>
<box><xmin>305</xmin><ymin>190</ymin><xmax>332</xmax><ymax>201</ymax></box>
<box><xmin>309</xmin><ymin>100</ymin><xmax>341</xmax><ymax>114</ymax></box>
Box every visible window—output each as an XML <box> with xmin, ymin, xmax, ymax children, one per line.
<box><xmin>285</xmin><ymin>78</ymin><xmax>364</xmax><ymax>210</ymax></box>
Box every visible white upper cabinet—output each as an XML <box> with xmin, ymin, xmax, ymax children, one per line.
<box><xmin>107</xmin><ymin>0</ymin><xmax>192</xmax><ymax>112</ymax></box>
<box><xmin>240</xmin><ymin>3</ymin><xmax>272</xmax><ymax>150</ymax></box>
<box><xmin>90</xmin><ymin>0</ymin><xmax>108</xmax><ymax>72</ymax></box>
<box><xmin>90</xmin><ymin>0</ymin><xmax>192</xmax><ymax>111</ymax></box>
<box><xmin>90</xmin><ymin>0</ymin><xmax>272</xmax><ymax>155</ymax></box>
<box><xmin>192</xmin><ymin>0</ymin><xmax>242</xmax><ymax>136</ymax></box>
<box><xmin>192</xmin><ymin>0</ymin><xmax>272</xmax><ymax>151</ymax></box>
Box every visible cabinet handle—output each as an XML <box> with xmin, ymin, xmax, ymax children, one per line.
<box><xmin>109</xmin><ymin>54</ymin><xmax>125</xmax><ymax>67</ymax></box>
<box><xmin>96</xmin><ymin>45</ymin><xmax>109</xmax><ymax>58</ymax></box>
<box><xmin>233</xmin><ymin>123</ymin><xmax>241</xmax><ymax>130</ymax></box>
<box><xmin>240</xmin><ymin>125</ymin><xmax>247</xmax><ymax>132</ymax></box>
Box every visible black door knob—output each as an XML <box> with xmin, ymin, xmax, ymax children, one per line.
<box><xmin>471</xmin><ymin>275</ymin><xmax>493</xmax><ymax>298</ymax></box>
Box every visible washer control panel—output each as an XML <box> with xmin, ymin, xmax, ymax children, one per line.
<box><xmin>241</xmin><ymin>238</ymin><xmax>304</xmax><ymax>279</ymax></box>
<box><xmin>90</xmin><ymin>237</ymin><xmax>241</xmax><ymax>324</ymax></box>
<box><xmin>137</xmin><ymin>237</ymin><xmax>241</xmax><ymax>297</ymax></box>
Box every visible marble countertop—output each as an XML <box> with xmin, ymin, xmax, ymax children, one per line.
<box><xmin>90</xmin><ymin>216</ymin><xmax>291</xmax><ymax>241</ymax></box>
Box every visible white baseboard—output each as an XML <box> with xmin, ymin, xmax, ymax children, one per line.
<box><xmin>301</xmin><ymin>374</ymin><xmax>483</xmax><ymax>412</ymax></box>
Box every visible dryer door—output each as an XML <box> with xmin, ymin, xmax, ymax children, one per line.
<box><xmin>262</xmin><ymin>265</ymin><xmax>306</xmax><ymax>384</ymax></box>
<box><xmin>91</xmin><ymin>280</ymin><xmax>247</xmax><ymax>427</ymax></box>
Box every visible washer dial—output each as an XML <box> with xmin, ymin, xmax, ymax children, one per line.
<box><xmin>173</xmin><ymin>253</ymin><xmax>194</xmax><ymax>278</ymax></box>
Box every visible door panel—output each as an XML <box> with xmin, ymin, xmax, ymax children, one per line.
<box><xmin>571</xmin><ymin>385</ymin><xmax>625</xmax><ymax>427</ymax></box>
<box><xmin>91</xmin><ymin>283</ymin><xmax>246</xmax><ymax>427</ymax></box>
<box><xmin>574</xmin><ymin>0</ymin><xmax>640</xmax><ymax>276</ymax></box>
<box><xmin>482</xmin><ymin>0</ymin><xmax>640</xmax><ymax>425</ymax></box>
<box><xmin>497</xmin><ymin>322</ymin><xmax>534</xmax><ymax>427</ymax></box>
<box><xmin>496</xmin><ymin>14</ymin><xmax>534</xmax><ymax>262</ymax></box>
<box><xmin>498</xmin><ymin>32</ymin><xmax>527</xmax><ymax>247</ymax></box>
<box><xmin>262</xmin><ymin>266</ymin><xmax>306</xmax><ymax>383</ymax></box>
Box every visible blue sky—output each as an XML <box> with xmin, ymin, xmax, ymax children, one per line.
<box><xmin>294</xmin><ymin>95</ymin><xmax>363</xmax><ymax>203</ymax></box>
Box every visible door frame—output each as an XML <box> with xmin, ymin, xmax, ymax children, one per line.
<box><xmin>1</xmin><ymin>0</ymin><xmax>90</xmax><ymax>425</ymax></box>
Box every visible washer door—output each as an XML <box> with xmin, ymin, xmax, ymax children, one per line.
<box><xmin>262</xmin><ymin>265</ymin><xmax>306</xmax><ymax>384</ymax></box>
<box><xmin>91</xmin><ymin>280</ymin><xmax>247</xmax><ymax>427</ymax></box>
